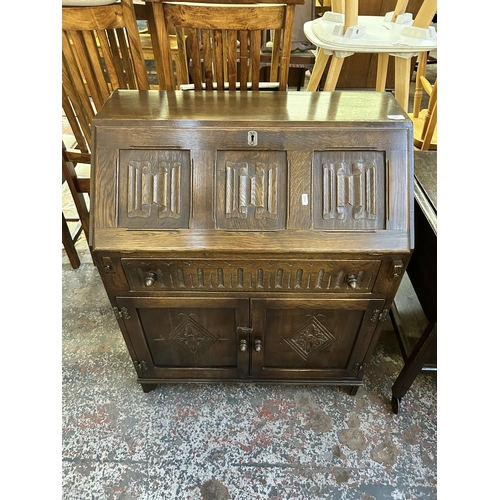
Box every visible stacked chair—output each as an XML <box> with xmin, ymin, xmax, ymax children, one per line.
<box><xmin>142</xmin><ymin>0</ymin><xmax>300</xmax><ymax>91</ymax></box>
<box><xmin>408</xmin><ymin>51</ymin><xmax>437</xmax><ymax>150</ymax></box>
<box><xmin>62</xmin><ymin>0</ymin><xmax>149</xmax><ymax>267</ymax></box>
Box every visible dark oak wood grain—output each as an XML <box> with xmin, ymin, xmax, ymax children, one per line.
<box><xmin>91</xmin><ymin>90</ymin><xmax>413</xmax><ymax>393</ymax></box>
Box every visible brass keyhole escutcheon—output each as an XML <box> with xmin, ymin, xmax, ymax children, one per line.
<box><xmin>247</xmin><ymin>130</ymin><xmax>258</xmax><ymax>146</ymax></box>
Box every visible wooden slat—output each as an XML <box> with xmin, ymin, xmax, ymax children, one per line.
<box><xmin>189</xmin><ymin>28</ymin><xmax>203</xmax><ymax>90</ymax></box>
<box><xmin>145</xmin><ymin>1</ymin><xmax>173</xmax><ymax>89</ymax></box>
<box><xmin>62</xmin><ymin>4</ymin><xmax>126</xmax><ymax>31</ymax></box>
<box><xmin>250</xmin><ymin>30</ymin><xmax>261</xmax><ymax>90</ymax></box>
<box><xmin>202</xmin><ymin>30</ymin><xmax>214</xmax><ymax>90</ymax></box>
<box><xmin>62</xmin><ymin>63</ymin><xmax>93</xmax><ymax>147</ymax></box>
<box><xmin>122</xmin><ymin>0</ymin><xmax>150</xmax><ymax>89</ymax></box>
<box><xmin>214</xmin><ymin>30</ymin><xmax>224</xmax><ymax>90</ymax></box>
<box><xmin>270</xmin><ymin>28</ymin><xmax>281</xmax><ymax>82</ymax></box>
<box><xmin>79</xmin><ymin>30</ymin><xmax>109</xmax><ymax>107</ymax></box>
<box><xmin>227</xmin><ymin>30</ymin><xmax>237</xmax><ymax>90</ymax></box>
<box><xmin>239</xmin><ymin>30</ymin><xmax>249</xmax><ymax>91</ymax></box>
<box><xmin>278</xmin><ymin>5</ymin><xmax>295</xmax><ymax>90</ymax></box>
<box><xmin>110</xmin><ymin>28</ymin><xmax>130</xmax><ymax>88</ymax></box>
<box><xmin>65</xmin><ymin>150</ymin><xmax>92</xmax><ymax>165</ymax></box>
<box><xmin>63</xmin><ymin>31</ymin><xmax>104</xmax><ymax>113</ymax></box>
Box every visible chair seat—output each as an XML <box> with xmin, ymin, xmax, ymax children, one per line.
<box><xmin>409</xmin><ymin>110</ymin><xmax>437</xmax><ymax>150</ymax></box>
<box><xmin>304</xmin><ymin>14</ymin><xmax>437</xmax><ymax>55</ymax></box>
<box><xmin>304</xmin><ymin>0</ymin><xmax>437</xmax><ymax>113</ymax></box>
<box><xmin>62</xmin><ymin>0</ymin><xmax>117</xmax><ymax>5</ymax></box>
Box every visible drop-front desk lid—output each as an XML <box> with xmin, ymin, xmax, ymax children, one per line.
<box><xmin>91</xmin><ymin>90</ymin><xmax>414</xmax><ymax>255</ymax></box>
<box><xmin>92</xmin><ymin>89</ymin><xmax>411</xmax><ymax>128</ymax></box>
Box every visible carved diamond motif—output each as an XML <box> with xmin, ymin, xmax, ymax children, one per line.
<box><xmin>169</xmin><ymin>314</ymin><xmax>217</xmax><ymax>359</ymax></box>
<box><xmin>284</xmin><ymin>316</ymin><xmax>336</xmax><ymax>361</ymax></box>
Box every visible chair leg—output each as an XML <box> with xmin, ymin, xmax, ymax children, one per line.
<box><xmin>306</xmin><ymin>48</ymin><xmax>330</xmax><ymax>91</ymax></box>
<box><xmin>62</xmin><ymin>213</ymin><xmax>80</xmax><ymax>269</ymax></box>
<box><xmin>412</xmin><ymin>52</ymin><xmax>428</xmax><ymax>117</ymax></box>
<box><xmin>394</xmin><ymin>56</ymin><xmax>411</xmax><ymax>112</ymax></box>
<box><xmin>376</xmin><ymin>53</ymin><xmax>389</xmax><ymax>92</ymax></box>
<box><xmin>323</xmin><ymin>55</ymin><xmax>344</xmax><ymax>91</ymax></box>
<box><xmin>62</xmin><ymin>146</ymin><xmax>90</xmax><ymax>243</ymax></box>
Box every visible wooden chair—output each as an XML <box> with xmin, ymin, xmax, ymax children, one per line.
<box><xmin>62</xmin><ymin>0</ymin><xmax>150</xmax><ymax>266</ymax></box>
<box><xmin>62</xmin><ymin>144</ymin><xmax>90</xmax><ymax>269</ymax></box>
<box><xmin>409</xmin><ymin>52</ymin><xmax>437</xmax><ymax>150</ymax></box>
<box><xmin>306</xmin><ymin>0</ymin><xmax>436</xmax><ymax>112</ymax></box>
<box><xmin>133</xmin><ymin>0</ymin><xmax>189</xmax><ymax>88</ymax></box>
<box><xmin>143</xmin><ymin>0</ymin><xmax>303</xmax><ymax>91</ymax></box>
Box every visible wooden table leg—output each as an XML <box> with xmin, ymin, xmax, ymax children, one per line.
<box><xmin>391</xmin><ymin>322</ymin><xmax>437</xmax><ymax>414</ymax></box>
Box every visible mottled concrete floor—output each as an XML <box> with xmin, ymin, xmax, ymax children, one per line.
<box><xmin>62</xmin><ymin>236</ymin><xmax>437</xmax><ymax>500</ymax></box>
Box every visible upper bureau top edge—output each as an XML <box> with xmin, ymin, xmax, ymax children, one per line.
<box><xmin>91</xmin><ymin>90</ymin><xmax>412</xmax><ymax>130</ymax></box>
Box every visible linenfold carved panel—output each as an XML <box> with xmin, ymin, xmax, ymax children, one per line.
<box><xmin>118</xmin><ymin>150</ymin><xmax>190</xmax><ymax>229</ymax></box>
<box><xmin>314</xmin><ymin>151</ymin><xmax>386</xmax><ymax>230</ymax></box>
<box><xmin>225</xmin><ymin>163</ymin><xmax>278</xmax><ymax>220</ymax></box>
<box><xmin>216</xmin><ymin>151</ymin><xmax>287</xmax><ymax>230</ymax></box>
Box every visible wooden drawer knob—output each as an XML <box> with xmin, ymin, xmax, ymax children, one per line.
<box><xmin>144</xmin><ymin>272</ymin><xmax>157</xmax><ymax>287</ymax></box>
<box><xmin>346</xmin><ymin>274</ymin><xmax>358</xmax><ymax>289</ymax></box>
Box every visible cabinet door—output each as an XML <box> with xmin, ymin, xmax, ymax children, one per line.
<box><xmin>115</xmin><ymin>297</ymin><xmax>249</xmax><ymax>380</ymax></box>
<box><xmin>250</xmin><ymin>298</ymin><xmax>385</xmax><ymax>382</ymax></box>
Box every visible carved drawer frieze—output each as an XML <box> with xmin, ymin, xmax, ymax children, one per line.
<box><xmin>122</xmin><ymin>259</ymin><xmax>381</xmax><ymax>293</ymax></box>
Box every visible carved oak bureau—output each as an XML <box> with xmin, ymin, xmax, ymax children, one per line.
<box><xmin>90</xmin><ymin>90</ymin><xmax>414</xmax><ymax>393</ymax></box>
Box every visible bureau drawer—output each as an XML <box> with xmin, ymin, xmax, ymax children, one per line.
<box><xmin>122</xmin><ymin>259</ymin><xmax>381</xmax><ymax>293</ymax></box>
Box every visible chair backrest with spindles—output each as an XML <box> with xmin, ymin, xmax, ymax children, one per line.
<box><xmin>62</xmin><ymin>0</ymin><xmax>150</xmax><ymax>161</ymax></box>
<box><xmin>419</xmin><ymin>77</ymin><xmax>437</xmax><ymax>150</ymax></box>
<box><xmin>144</xmin><ymin>0</ymin><xmax>303</xmax><ymax>91</ymax></box>
<box><xmin>62</xmin><ymin>0</ymin><xmax>150</xmax><ymax>266</ymax></box>
<box><xmin>410</xmin><ymin>50</ymin><xmax>437</xmax><ymax>150</ymax></box>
